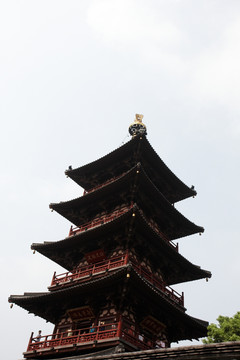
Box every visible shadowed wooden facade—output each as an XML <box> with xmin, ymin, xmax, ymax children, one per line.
<box><xmin>9</xmin><ymin>119</ymin><xmax>211</xmax><ymax>359</ymax></box>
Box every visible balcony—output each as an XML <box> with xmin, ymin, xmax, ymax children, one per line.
<box><xmin>25</xmin><ymin>320</ymin><xmax>165</xmax><ymax>357</ymax></box>
<box><xmin>68</xmin><ymin>205</ymin><xmax>178</xmax><ymax>251</ymax></box>
<box><xmin>68</xmin><ymin>204</ymin><xmax>133</xmax><ymax>236</ymax></box>
<box><xmin>50</xmin><ymin>252</ymin><xmax>184</xmax><ymax>307</ymax></box>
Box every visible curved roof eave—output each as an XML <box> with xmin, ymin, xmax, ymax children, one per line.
<box><xmin>130</xmin><ymin>270</ymin><xmax>208</xmax><ymax>341</ymax></box>
<box><xmin>8</xmin><ymin>268</ymin><xmax>128</xmax><ymax>323</ymax></box>
<box><xmin>31</xmin><ymin>207</ymin><xmax>211</xmax><ymax>285</ymax></box>
<box><xmin>65</xmin><ymin>135</ymin><xmax>139</xmax><ymax>185</ymax></box>
<box><xmin>49</xmin><ymin>164</ymin><xmax>138</xmax><ymax>214</ymax></box>
<box><xmin>8</xmin><ymin>266</ymin><xmax>207</xmax><ymax>338</ymax></box>
<box><xmin>65</xmin><ymin>135</ymin><xmax>196</xmax><ymax>203</ymax></box>
<box><xmin>49</xmin><ymin>164</ymin><xmax>203</xmax><ymax>240</ymax></box>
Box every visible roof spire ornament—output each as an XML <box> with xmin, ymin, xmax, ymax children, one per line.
<box><xmin>129</xmin><ymin>114</ymin><xmax>147</xmax><ymax>137</ymax></box>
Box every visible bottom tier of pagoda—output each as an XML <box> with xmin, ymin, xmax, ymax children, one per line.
<box><xmin>10</xmin><ymin>264</ymin><xmax>208</xmax><ymax>359</ymax></box>
<box><xmin>25</xmin><ymin>317</ymin><xmax>166</xmax><ymax>359</ymax></box>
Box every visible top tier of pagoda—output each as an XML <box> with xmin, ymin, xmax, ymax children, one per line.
<box><xmin>64</xmin><ymin>116</ymin><xmax>196</xmax><ymax>204</ymax></box>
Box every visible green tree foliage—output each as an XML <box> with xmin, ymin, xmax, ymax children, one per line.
<box><xmin>203</xmin><ymin>312</ymin><xmax>240</xmax><ymax>343</ymax></box>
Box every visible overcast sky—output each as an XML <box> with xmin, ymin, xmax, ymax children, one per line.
<box><xmin>1</xmin><ymin>1</ymin><xmax>240</xmax><ymax>359</ymax></box>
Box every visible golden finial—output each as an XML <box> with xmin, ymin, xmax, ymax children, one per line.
<box><xmin>135</xmin><ymin>114</ymin><xmax>144</xmax><ymax>122</ymax></box>
<box><xmin>129</xmin><ymin>114</ymin><xmax>147</xmax><ymax>137</ymax></box>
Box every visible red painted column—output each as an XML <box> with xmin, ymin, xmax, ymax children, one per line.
<box><xmin>117</xmin><ymin>316</ymin><xmax>123</xmax><ymax>337</ymax></box>
<box><xmin>27</xmin><ymin>332</ymin><xmax>34</xmax><ymax>351</ymax></box>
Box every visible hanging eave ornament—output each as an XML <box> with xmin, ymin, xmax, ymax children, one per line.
<box><xmin>129</xmin><ymin>114</ymin><xmax>147</xmax><ymax>137</ymax></box>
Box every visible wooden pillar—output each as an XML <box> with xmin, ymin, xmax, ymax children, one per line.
<box><xmin>27</xmin><ymin>332</ymin><xmax>34</xmax><ymax>351</ymax></box>
<box><xmin>117</xmin><ymin>315</ymin><xmax>123</xmax><ymax>337</ymax></box>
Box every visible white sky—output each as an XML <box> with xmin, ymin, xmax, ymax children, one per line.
<box><xmin>1</xmin><ymin>1</ymin><xmax>240</xmax><ymax>359</ymax></box>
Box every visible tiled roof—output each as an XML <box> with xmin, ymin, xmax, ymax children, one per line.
<box><xmin>31</xmin><ymin>206</ymin><xmax>211</xmax><ymax>285</ymax></box>
<box><xmin>50</xmin><ymin>164</ymin><xmax>203</xmax><ymax>240</ymax></box>
<box><xmin>21</xmin><ymin>341</ymin><xmax>240</xmax><ymax>360</ymax></box>
<box><xmin>9</xmin><ymin>267</ymin><xmax>208</xmax><ymax>341</ymax></box>
<box><xmin>65</xmin><ymin>135</ymin><xmax>196</xmax><ymax>203</ymax></box>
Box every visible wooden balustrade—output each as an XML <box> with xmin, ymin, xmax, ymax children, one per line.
<box><xmin>27</xmin><ymin>323</ymin><xmax>119</xmax><ymax>352</ymax></box>
<box><xmin>50</xmin><ymin>253</ymin><xmax>184</xmax><ymax>307</ymax></box>
<box><xmin>122</xmin><ymin>330</ymin><xmax>154</xmax><ymax>350</ymax></box>
<box><xmin>68</xmin><ymin>205</ymin><xmax>178</xmax><ymax>252</ymax></box>
<box><xmin>68</xmin><ymin>205</ymin><xmax>133</xmax><ymax>237</ymax></box>
<box><xmin>129</xmin><ymin>259</ymin><xmax>183</xmax><ymax>306</ymax></box>
<box><xmin>137</xmin><ymin>209</ymin><xmax>178</xmax><ymax>251</ymax></box>
<box><xmin>84</xmin><ymin>173</ymin><xmax>127</xmax><ymax>195</ymax></box>
<box><xmin>27</xmin><ymin>321</ymin><xmax>165</xmax><ymax>353</ymax></box>
<box><xmin>51</xmin><ymin>254</ymin><xmax>128</xmax><ymax>286</ymax></box>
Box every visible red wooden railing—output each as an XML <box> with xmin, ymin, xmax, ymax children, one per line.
<box><xmin>137</xmin><ymin>209</ymin><xmax>178</xmax><ymax>251</ymax></box>
<box><xmin>27</xmin><ymin>321</ymin><xmax>165</xmax><ymax>353</ymax></box>
<box><xmin>68</xmin><ymin>204</ymin><xmax>133</xmax><ymax>236</ymax></box>
<box><xmin>84</xmin><ymin>173</ymin><xmax>127</xmax><ymax>195</ymax></box>
<box><xmin>152</xmin><ymin>228</ymin><xmax>178</xmax><ymax>251</ymax></box>
<box><xmin>67</xmin><ymin>206</ymin><xmax>178</xmax><ymax>251</ymax></box>
<box><xmin>27</xmin><ymin>322</ymin><xmax>119</xmax><ymax>352</ymax></box>
<box><xmin>129</xmin><ymin>258</ymin><xmax>184</xmax><ymax>306</ymax></box>
<box><xmin>50</xmin><ymin>252</ymin><xmax>184</xmax><ymax>307</ymax></box>
<box><xmin>51</xmin><ymin>253</ymin><xmax>128</xmax><ymax>286</ymax></box>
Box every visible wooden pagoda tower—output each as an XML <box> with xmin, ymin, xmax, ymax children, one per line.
<box><xmin>9</xmin><ymin>115</ymin><xmax>211</xmax><ymax>359</ymax></box>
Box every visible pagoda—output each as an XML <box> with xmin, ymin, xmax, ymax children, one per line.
<box><xmin>9</xmin><ymin>115</ymin><xmax>211</xmax><ymax>359</ymax></box>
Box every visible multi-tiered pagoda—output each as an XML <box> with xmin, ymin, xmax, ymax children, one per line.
<box><xmin>9</xmin><ymin>115</ymin><xmax>211</xmax><ymax>359</ymax></box>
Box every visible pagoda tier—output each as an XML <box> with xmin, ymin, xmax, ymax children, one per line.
<box><xmin>9</xmin><ymin>267</ymin><xmax>207</xmax><ymax>352</ymax></box>
<box><xmin>31</xmin><ymin>206</ymin><xmax>211</xmax><ymax>285</ymax></box>
<box><xmin>65</xmin><ymin>135</ymin><xmax>196</xmax><ymax>204</ymax></box>
<box><xmin>50</xmin><ymin>164</ymin><xmax>203</xmax><ymax>241</ymax></box>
